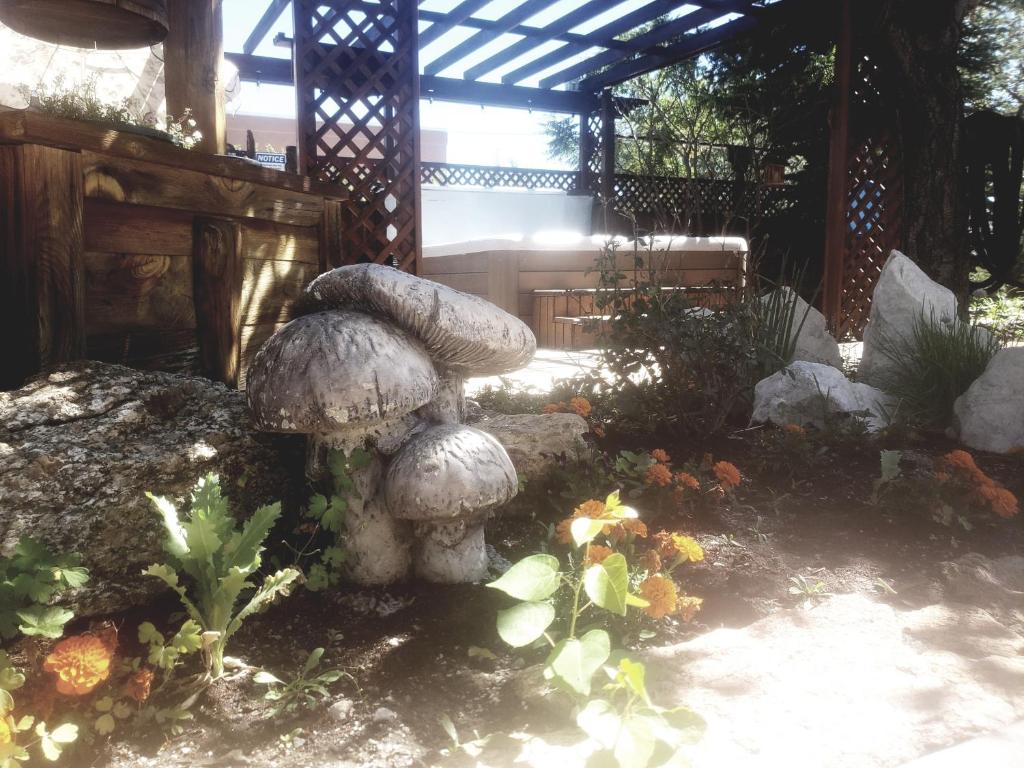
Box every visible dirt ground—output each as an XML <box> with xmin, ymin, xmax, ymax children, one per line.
<box><xmin>69</xmin><ymin>433</ymin><xmax>1023</xmax><ymax>768</ymax></box>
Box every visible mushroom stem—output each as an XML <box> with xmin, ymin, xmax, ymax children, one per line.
<box><xmin>412</xmin><ymin>516</ymin><xmax>489</xmax><ymax>583</ymax></box>
<box><xmin>418</xmin><ymin>371</ymin><xmax>466</xmax><ymax>425</ymax></box>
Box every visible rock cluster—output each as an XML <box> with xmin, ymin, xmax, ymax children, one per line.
<box><xmin>953</xmin><ymin>347</ymin><xmax>1024</xmax><ymax>454</ymax></box>
<box><xmin>247</xmin><ymin>264</ymin><xmax>537</xmax><ymax>585</ymax></box>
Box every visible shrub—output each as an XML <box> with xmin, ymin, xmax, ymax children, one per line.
<box><xmin>876</xmin><ymin>312</ymin><xmax>1000</xmax><ymax>428</ymax></box>
<box><xmin>0</xmin><ymin>539</ymin><xmax>88</xmax><ymax>641</ymax></box>
<box><xmin>144</xmin><ymin>475</ymin><xmax>300</xmax><ymax>678</ymax></box>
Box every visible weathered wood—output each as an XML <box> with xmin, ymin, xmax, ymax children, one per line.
<box><xmin>320</xmin><ymin>199</ymin><xmax>346</xmax><ymax>271</ymax></box>
<box><xmin>0</xmin><ymin>111</ymin><xmax>344</xmax><ymax>199</ymax></box>
<box><xmin>82</xmin><ymin>152</ymin><xmax>325</xmax><ymax>226</ymax></box>
<box><xmin>0</xmin><ymin>145</ymin><xmax>85</xmax><ymax>389</ymax></box>
<box><xmin>244</xmin><ymin>220</ymin><xmax>321</xmax><ymax>265</ymax></box>
<box><xmin>84</xmin><ymin>252</ymin><xmax>196</xmax><ymax>334</ymax></box>
<box><xmin>164</xmin><ymin>0</ymin><xmax>226</xmax><ymax>154</ymax></box>
<box><xmin>87</xmin><ymin>328</ymin><xmax>199</xmax><ymax>373</ymax></box>
<box><xmin>84</xmin><ymin>199</ymin><xmax>194</xmax><ymax>256</ymax></box>
<box><xmin>193</xmin><ymin>217</ymin><xmax>243</xmax><ymax>386</ymax></box>
<box><xmin>0</xmin><ymin>0</ymin><xmax>168</xmax><ymax>49</ymax></box>
<box><xmin>240</xmin><ymin>257</ymin><xmax>318</xmax><ymax>326</ymax></box>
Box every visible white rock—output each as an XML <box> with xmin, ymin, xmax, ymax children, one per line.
<box><xmin>373</xmin><ymin>707</ymin><xmax>399</xmax><ymax>723</ymax></box>
<box><xmin>752</xmin><ymin>361</ymin><xmax>896</xmax><ymax>432</ymax></box>
<box><xmin>953</xmin><ymin>347</ymin><xmax>1024</xmax><ymax>454</ymax></box>
<box><xmin>328</xmin><ymin>698</ymin><xmax>354</xmax><ymax>723</ymax></box>
<box><xmin>762</xmin><ymin>287</ymin><xmax>842</xmax><ymax>369</ymax></box>
<box><xmin>859</xmin><ymin>251</ymin><xmax>958</xmax><ymax>387</ymax></box>
<box><xmin>471</xmin><ymin>412</ymin><xmax>591</xmax><ymax>484</ymax></box>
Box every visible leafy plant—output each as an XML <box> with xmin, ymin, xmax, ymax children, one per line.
<box><xmin>144</xmin><ymin>475</ymin><xmax>300</xmax><ymax>678</ymax></box>
<box><xmin>788</xmin><ymin>575</ymin><xmax>830</xmax><ymax>608</ymax></box>
<box><xmin>876</xmin><ymin>311</ymin><xmax>1001</xmax><ymax>428</ymax></box>
<box><xmin>0</xmin><ymin>539</ymin><xmax>88</xmax><ymax>640</ymax></box>
<box><xmin>0</xmin><ymin>653</ymin><xmax>78</xmax><ymax>766</ymax></box>
<box><xmin>488</xmin><ymin>493</ymin><xmax>705</xmax><ymax>766</ymax></box>
<box><xmin>254</xmin><ymin>648</ymin><xmax>351</xmax><ymax>718</ymax></box>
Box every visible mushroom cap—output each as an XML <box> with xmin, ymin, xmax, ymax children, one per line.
<box><xmin>247</xmin><ymin>310</ymin><xmax>440</xmax><ymax>433</ymax></box>
<box><xmin>299</xmin><ymin>263</ymin><xmax>536</xmax><ymax>376</ymax></box>
<box><xmin>383</xmin><ymin>424</ymin><xmax>518</xmax><ymax>521</ymax></box>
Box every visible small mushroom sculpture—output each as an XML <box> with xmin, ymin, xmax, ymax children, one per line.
<box><xmin>247</xmin><ymin>264</ymin><xmax>536</xmax><ymax>585</ymax></box>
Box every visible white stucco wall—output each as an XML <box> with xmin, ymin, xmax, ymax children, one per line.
<box><xmin>421</xmin><ymin>187</ymin><xmax>593</xmax><ymax>246</ymax></box>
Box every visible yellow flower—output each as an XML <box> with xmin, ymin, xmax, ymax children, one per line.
<box><xmin>585</xmin><ymin>545</ymin><xmax>614</xmax><ymax>565</ymax></box>
<box><xmin>650</xmin><ymin>449</ymin><xmax>671</xmax><ymax>464</ymax></box>
<box><xmin>713</xmin><ymin>461</ymin><xmax>741</xmax><ymax>490</ymax></box>
<box><xmin>644</xmin><ymin>464</ymin><xmax>673</xmax><ymax>487</ymax></box>
<box><xmin>639</xmin><ymin>576</ymin><xmax>678</xmax><ymax>619</ymax></box>
<box><xmin>0</xmin><ymin>718</ymin><xmax>11</xmax><ymax>745</ymax></box>
<box><xmin>570</xmin><ymin>397</ymin><xmax>592</xmax><ymax>418</ymax></box>
<box><xmin>43</xmin><ymin>635</ymin><xmax>113</xmax><ymax>696</ymax></box>
<box><xmin>677</xmin><ymin>595</ymin><xmax>704</xmax><ymax>622</ymax></box>
<box><xmin>671</xmin><ymin>534</ymin><xmax>705</xmax><ymax>563</ymax></box>
<box><xmin>125</xmin><ymin>668</ymin><xmax>155</xmax><ymax>703</ymax></box>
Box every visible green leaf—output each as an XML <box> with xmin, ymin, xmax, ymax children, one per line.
<box><xmin>94</xmin><ymin>713</ymin><xmax>116</xmax><ymax>736</ymax></box>
<box><xmin>625</xmin><ymin>592</ymin><xmax>650</xmax><ymax>609</ymax></box>
<box><xmin>305</xmin><ymin>564</ymin><xmax>331</xmax><ymax>592</ymax></box>
<box><xmin>94</xmin><ymin>697</ymin><xmax>114</xmax><ymax>713</ymax></box>
<box><xmin>16</xmin><ymin>606</ymin><xmax>74</xmax><ymax>638</ymax></box>
<box><xmin>614</xmin><ymin>713</ymin><xmax>657</xmax><ymax>768</ymax></box>
<box><xmin>253</xmin><ymin>670</ymin><xmax>283</xmax><ymax>686</ymax></box>
<box><xmin>138</xmin><ymin>622</ymin><xmax>163</xmax><ymax>646</ymax></box>
<box><xmin>56</xmin><ymin>566</ymin><xmax>89</xmax><ymax>589</ymax></box>
<box><xmin>486</xmin><ymin>555</ymin><xmax>561</xmax><ymax>601</ymax></box>
<box><xmin>322</xmin><ymin>547</ymin><xmax>347</xmax><ymax>568</ymax></box>
<box><xmin>320</xmin><ymin>496</ymin><xmax>347</xmax><ymax>533</ymax></box>
<box><xmin>40</xmin><ymin>735</ymin><xmax>61</xmax><ymax>762</ymax></box>
<box><xmin>616</xmin><ymin>658</ymin><xmax>649</xmax><ymax>703</ymax></box>
<box><xmin>303</xmin><ymin>648</ymin><xmax>325</xmax><ymax>675</ymax></box>
<box><xmin>583</xmin><ymin>554</ymin><xmax>628</xmax><ymax>616</ymax></box>
<box><xmin>146</xmin><ymin>493</ymin><xmax>189</xmax><ymax>559</ymax></box>
<box><xmin>544</xmin><ymin>629</ymin><xmax>610</xmax><ymax>696</ymax></box>
<box><xmin>577</xmin><ymin>699</ymin><xmax>621</xmax><ymax>750</ymax></box>
<box><xmin>112</xmin><ymin>702</ymin><xmax>132</xmax><ymax>720</ymax></box>
<box><xmin>0</xmin><ymin>690</ymin><xmax>14</xmax><ymax>715</ymax></box>
<box><xmin>181</xmin><ymin>515</ymin><xmax>223</xmax><ymax>564</ymax></box>
<box><xmin>879</xmin><ymin>450</ymin><xmax>903</xmax><ymax>483</ymax></box>
<box><xmin>0</xmin><ymin>666</ymin><xmax>26</xmax><ymax>693</ymax></box>
<box><xmin>306</xmin><ymin>494</ymin><xmax>328</xmax><ymax>521</ymax></box>
<box><xmin>48</xmin><ymin>723</ymin><xmax>78</xmax><ymax>745</ymax></box>
<box><xmin>348</xmin><ymin>449</ymin><xmax>372</xmax><ymax>471</ymax></box>
<box><xmin>169</xmin><ymin>620</ymin><xmax>202</xmax><ymax>654</ymax></box>
<box><xmin>225</xmin><ymin>568</ymin><xmax>300</xmax><ymax>641</ymax></box>
<box><xmin>224</xmin><ymin>503</ymin><xmax>282</xmax><ymax>574</ymax></box>
<box><xmin>571</xmin><ymin>518</ymin><xmax>608</xmax><ymax>548</ymax></box>
<box><xmin>496</xmin><ymin>601</ymin><xmax>555</xmax><ymax>648</ymax></box>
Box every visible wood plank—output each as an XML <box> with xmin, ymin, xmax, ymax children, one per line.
<box><xmin>517</xmin><ymin>269</ymin><xmax>740</xmax><ymax>292</ymax></box>
<box><xmin>0</xmin><ymin>110</ymin><xmax>345</xmax><ymax>199</ymax></box>
<box><xmin>84</xmin><ymin>199</ymin><xmax>194</xmax><ymax>256</ymax></box>
<box><xmin>193</xmin><ymin>217</ymin><xmax>243</xmax><ymax>387</ymax></box>
<box><xmin>244</xmin><ymin>219</ymin><xmax>321</xmax><ymax>265</ymax></box>
<box><xmin>165</xmin><ymin>0</ymin><xmax>226</xmax><ymax>154</ymax></box>
<box><xmin>87</xmin><ymin>328</ymin><xmax>200</xmax><ymax>374</ymax></box>
<box><xmin>513</xmin><ymin>249</ymin><xmax>744</xmax><ymax>272</ymax></box>
<box><xmin>487</xmin><ymin>251</ymin><xmax>518</xmax><ymax>315</ymax></box>
<box><xmin>321</xmin><ymin>198</ymin><xmax>345</xmax><ymax>271</ymax></box>
<box><xmin>240</xmin><ymin>257</ymin><xmax>318</xmax><ymax>325</ymax></box>
<box><xmin>81</xmin><ymin>151</ymin><xmax>326</xmax><ymax>226</ymax></box>
<box><xmin>425</xmin><ymin>273</ymin><xmax>488</xmax><ymax>295</ymax></box>
<box><xmin>84</xmin><ymin>252</ymin><xmax>196</xmax><ymax>333</ymax></box>
<box><xmin>0</xmin><ymin>144</ymin><xmax>85</xmax><ymax>389</ymax></box>
<box><xmin>421</xmin><ymin>252</ymin><xmax>491</xmax><ymax>275</ymax></box>
<box><xmin>239</xmin><ymin>321</ymin><xmax>288</xmax><ymax>389</ymax></box>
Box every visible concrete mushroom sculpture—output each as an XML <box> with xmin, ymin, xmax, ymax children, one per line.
<box><xmin>247</xmin><ymin>264</ymin><xmax>536</xmax><ymax>585</ymax></box>
<box><xmin>384</xmin><ymin>424</ymin><xmax>517</xmax><ymax>583</ymax></box>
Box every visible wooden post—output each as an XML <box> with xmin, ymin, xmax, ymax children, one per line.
<box><xmin>599</xmin><ymin>89</ymin><xmax>616</xmax><ymax>205</ymax></box>
<box><xmin>822</xmin><ymin>0</ymin><xmax>853</xmax><ymax>332</ymax></box>
<box><xmin>320</xmin><ymin>199</ymin><xmax>345</xmax><ymax>272</ymax></box>
<box><xmin>165</xmin><ymin>0</ymin><xmax>226</xmax><ymax>155</ymax></box>
<box><xmin>193</xmin><ymin>216</ymin><xmax>242</xmax><ymax>386</ymax></box>
<box><xmin>0</xmin><ymin>145</ymin><xmax>85</xmax><ymax>390</ymax></box>
<box><xmin>578</xmin><ymin>110</ymin><xmax>595</xmax><ymax>193</ymax></box>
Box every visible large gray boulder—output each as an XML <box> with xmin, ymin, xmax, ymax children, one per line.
<box><xmin>470</xmin><ymin>412</ymin><xmax>591</xmax><ymax>484</ymax></box>
<box><xmin>752</xmin><ymin>361</ymin><xmax>895</xmax><ymax>432</ymax></box>
<box><xmin>0</xmin><ymin>363</ymin><xmax>301</xmax><ymax>616</ymax></box>
<box><xmin>764</xmin><ymin>287</ymin><xmax>843</xmax><ymax>369</ymax></box>
<box><xmin>953</xmin><ymin>347</ymin><xmax>1024</xmax><ymax>454</ymax></box>
<box><xmin>859</xmin><ymin>251</ymin><xmax>958</xmax><ymax>387</ymax></box>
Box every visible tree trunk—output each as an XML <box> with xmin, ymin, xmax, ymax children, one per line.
<box><xmin>878</xmin><ymin>0</ymin><xmax>980</xmax><ymax>303</ymax></box>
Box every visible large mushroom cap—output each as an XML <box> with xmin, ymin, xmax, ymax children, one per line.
<box><xmin>384</xmin><ymin>424</ymin><xmax>518</xmax><ymax>520</ymax></box>
<box><xmin>247</xmin><ymin>310</ymin><xmax>440</xmax><ymax>433</ymax></box>
<box><xmin>300</xmin><ymin>264</ymin><xmax>536</xmax><ymax>376</ymax></box>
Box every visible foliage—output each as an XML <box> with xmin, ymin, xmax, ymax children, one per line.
<box><xmin>748</xmin><ymin>424</ymin><xmax>822</xmax><ymax>485</ymax></box>
<box><xmin>0</xmin><ymin>539</ymin><xmax>87</xmax><ymax>641</ymax></box>
<box><xmin>970</xmin><ymin>283</ymin><xmax>1024</xmax><ymax>343</ymax></box>
<box><xmin>588</xmin><ymin>242</ymin><xmax>809</xmax><ymax>440</ymax></box>
<box><xmin>18</xmin><ymin>76</ymin><xmax>204</xmax><ymax>149</ymax></box>
<box><xmin>961</xmin><ymin>0</ymin><xmax>1024</xmax><ymax>114</ymax></box>
<box><xmin>489</xmin><ymin>493</ymin><xmax>705</xmax><ymax>766</ymax></box>
<box><xmin>254</xmin><ymin>648</ymin><xmax>351</xmax><ymax>719</ymax></box>
<box><xmin>144</xmin><ymin>475</ymin><xmax>300</xmax><ymax>678</ymax></box>
<box><xmin>875</xmin><ymin>312</ymin><xmax>1001</xmax><ymax>428</ymax></box>
<box><xmin>873</xmin><ymin>449</ymin><xmax>1019</xmax><ymax>528</ymax></box>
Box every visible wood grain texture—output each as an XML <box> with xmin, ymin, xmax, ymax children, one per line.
<box><xmin>87</xmin><ymin>328</ymin><xmax>199</xmax><ymax>373</ymax></box>
<box><xmin>164</xmin><ymin>0</ymin><xmax>225</xmax><ymax>154</ymax></box>
<box><xmin>238</xmin><ymin>321</ymin><xmax>287</xmax><ymax>390</ymax></box>
<box><xmin>84</xmin><ymin>252</ymin><xmax>196</xmax><ymax>334</ymax></box>
<box><xmin>240</xmin><ymin>257</ymin><xmax>318</xmax><ymax>325</ymax></box>
<box><xmin>84</xmin><ymin>199</ymin><xmax>193</xmax><ymax>256</ymax></box>
<box><xmin>0</xmin><ymin>144</ymin><xmax>85</xmax><ymax>389</ymax></box>
<box><xmin>193</xmin><ymin>217</ymin><xmax>243</xmax><ymax>386</ymax></box>
<box><xmin>82</xmin><ymin>152</ymin><xmax>326</xmax><ymax>226</ymax></box>
<box><xmin>244</xmin><ymin>219</ymin><xmax>321</xmax><ymax>264</ymax></box>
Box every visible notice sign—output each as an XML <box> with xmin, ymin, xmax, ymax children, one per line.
<box><xmin>255</xmin><ymin>152</ymin><xmax>287</xmax><ymax>171</ymax></box>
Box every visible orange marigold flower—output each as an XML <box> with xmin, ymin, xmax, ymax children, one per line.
<box><xmin>570</xmin><ymin>397</ymin><xmax>592</xmax><ymax>418</ymax></box>
<box><xmin>125</xmin><ymin>668</ymin><xmax>155</xmax><ymax>703</ymax></box>
<box><xmin>943</xmin><ymin>450</ymin><xmax>978</xmax><ymax>472</ymax></box>
<box><xmin>640</xmin><ymin>549</ymin><xmax>662</xmax><ymax>574</ymax></box>
<box><xmin>674</xmin><ymin>472</ymin><xmax>700</xmax><ymax>491</ymax></box>
<box><xmin>671</xmin><ymin>534</ymin><xmax>705</xmax><ymax>563</ymax></box>
<box><xmin>677</xmin><ymin>595</ymin><xmax>704</xmax><ymax>622</ymax></box>
<box><xmin>43</xmin><ymin>635</ymin><xmax>113</xmax><ymax>696</ymax></box>
<box><xmin>609</xmin><ymin>518</ymin><xmax>648</xmax><ymax>544</ymax></box>
<box><xmin>713</xmin><ymin>461</ymin><xmax>741</xmax><ymax>490</ymax></box>
<box><xmin>544</xmin><ymin>402</ymin><xmax>566</xmax><ymax>414</ymax></box>
<box><xmin>978</xmin><ymin>484</ymin><xmax>1019</xmax><ymax>519</ymax></box>
<box><xmin>650</xmin><ymin>449</ymin><xmax>671</xmax><ymax>464</ymax></box>
<box><xmin>639</xmin><ymin>576</ymin><xmax>678</xmax><ymax>619</ymax></box>
<box><xmin>591</xmin><ymin>424</ymin><xmax>606</xmax><ymax>439</ymax></box>
<box><xmin>555</xmin><ymin>518</ymin><xmax>575</xmax><ymax>545</ymax></box>
<box><xmin>573</xmin><ymin>499</ymin><xmax>611</xmax><ymax>520</ymax></box>
<box><xmin>644</xmin><ymin>464</ymin><xmax>673</xmax><ymax>487</ymax></box>
<box><xmin>783</xmin><ymin>424</ymin><xmax>806</xmax><ymax>435</ymax></box>
<box><xmin>652</xmin><ymin>530</ymin><xmax>675</xmax><ymax>559</ymax></box>
<box><xmin>585</xmin><ymin>545</ymin><xmax>614</xmax><ymax>565</ymax></box>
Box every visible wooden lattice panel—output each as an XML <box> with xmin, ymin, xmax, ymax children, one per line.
<box><xmin>292</xmin><ymin>0</ymin><xmax>420</xmax><ymax>272</ymax></box>
<box><xmin>838</xmin><ymin>132</ymin><xmax>903</xmax><ymax>337</ymax></box>
<box><xmin>420</xmin><ymin>162</ymin><xmax>579</xmax><ymax>192</ymax></box>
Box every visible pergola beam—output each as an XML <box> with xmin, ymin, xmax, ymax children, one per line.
<box><xmin>418</xmin><ymin>0</ymin><xmax>491</xmax><ymax>49</ymax></box>
<box><xmin>242</xmin><ymin>0</ymin><xmax>290</xmax><ymax>55</ymax></box>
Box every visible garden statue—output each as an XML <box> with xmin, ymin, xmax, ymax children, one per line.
<box><xmin>246</xmin><ymin>264</ymin><xmax>535</xmax><ymax>585</ymax></box>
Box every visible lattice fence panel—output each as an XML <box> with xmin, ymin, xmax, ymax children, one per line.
<box><xmin>420</xmin><ymin>162</ymin><xmax>579</xmax><ymax>192</ymax></box>
<box><xmin>292</xmin><ymin>0</ymin><xmax>420</xmax><ymax>272</ymax></box>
